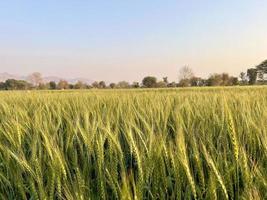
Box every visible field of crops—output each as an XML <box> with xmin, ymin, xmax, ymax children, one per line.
<box><xmin>0</xmin><ymin>87</ymin><xmax>266</xmax><ymax>199</ymax></box>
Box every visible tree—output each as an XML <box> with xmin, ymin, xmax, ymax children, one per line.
<box><xmin>92</xmin><ymin>81</ymin><xmax>99</xmax><ymax>88</ymax></box>
<box><xmin>0</xmin><ymin>82</ymin><xmax>5</xmax><ymax>90</ymax></box>
<box><xmin>207</xmin><ymin>74</ymin><xmax>223</xmax><ymax>86</ymax></box>
<box><xmin>57</xmin><ymin>80</ymin><xmax>69</xmax><ymax>90</ymax></box>
<box><xmin>49</xmin><ymin>81</ymin><xmax>57</xmax><ymax>90</ymax></box>
<box><xmin>156</xmin><ymin>81</ymin><xmax>167</xmax><ymax>88</ymax></box>
<box><xmin>239</xmin><ymin>72</ymin><xmax>247</xmax><ymax>85</ymax></box>
<box><xmin>132</xmin><ymin>82</ymin><xmax>140</xmax><ymax>88</ymax></box>
<box><xmin>247</xmin><ymin>68</ymin><xmax>257</xmax><ymax>85</ymax></box>
<box><xmin>74</xmin><ymin>81</ymin><xmax>86</xmax><ymax>89</ymax></box>
<box><xmin>256</xmin><ymin>60</ymin><xmax>267</xmax><ymax>82</ymax></box>
<box><xmin>231</xmin><ymin>77</ymin><xmax>239</xmax><ymax>86</ymax></box>
<box><xmin>256</xmin><ymin>59</ymin><xmax>267</xmax><ymax>73</ymax></box>
<box><xmin>4</xmin><ymin>79</ymin><xmax>17</xmax><ymax>90</ymax></box>
<box><xmin>68</xmin><ymin>84</ymin><xmax>74</xmax><ymax>89</ymax></box>
<box><xmin>109</xmin><ymin>83</ymin><xmax>116</xmax><ymax>89</ymax></box>
<box><xmin>27</xmin><ymin>72</ymin><xmax>43</xmax><ymax>87</ymax></box>
<box><xmin>99</xmin><ymin>81</ymin><xmax>106</xmax><ymax>89</ymax></box>
<box><xmin>190</xmin><ymin>77</ymin><xmax>204</xmax><ymax>86</ymax></box>
<box><xmin>163</xmin><ymin>77</ymin><xmax>168</xmax><ymax>84</ymax></box>
<box><xmin>4</xmin><ymin>79</ymin><xmax>31</xmax><ymax>90</ymax></box>
<box><xmin>142</xmin><ymin>76</ymin><xmax>157</xmax><ymax>88</ymax></box>
<box><xmin>258</xmin><ymin>71</ymin><xmax>264</xmax><ymax>81</ymax></box>
<box><xmin>179</xmin><ymin>66</ymin><xmax>194</xmax><ymax>81</ymax></box>
<box><xmin>38</xmin><ymin>83</ymin><xmax>48</xmax><ymax>90</ymax></box>
<box><xmin>221</xmin><ymin>73</ymin><xmax>230</xmax><ymax>86</ymax></box>
<box><xmin>178</xmin><ymin>66</ymin><xmax>195</xmax><ymax>87</ymax></box>
<box><xmin>117</xmin><ymin>81</ymin><xmax>130</xmax><ymax>88</ymax></box>
<box><xmin>178</xmin><ymin>79</ymin><xmax>191</xmax><ymax>87</ymax></box>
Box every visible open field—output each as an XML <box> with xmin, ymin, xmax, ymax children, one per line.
<box><xmin>0</xmin><ymin>87</ymin><xmax>267</xmax><ymax>199</ymax></box>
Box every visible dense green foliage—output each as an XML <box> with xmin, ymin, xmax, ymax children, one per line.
<box><xmin>0</xmin><ymin>79</ymin><xmax>32</xmax><ymax>90</ymax></box>
<box><xmin>0</xmin><ymin>87</ymin><xmax>266</xmax><ymax>199</ymax></box>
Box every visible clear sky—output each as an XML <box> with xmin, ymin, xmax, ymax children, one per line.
<box><xmin>0</xmin><ymin>0</ymin><xmax>267</xmax><ymax>82</ymax></box>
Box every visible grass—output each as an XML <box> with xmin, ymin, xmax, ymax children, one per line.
<box><xmin>0</xmin><ymin>87</ymin><xmax>266</xmax><ymax>199</ymax></box>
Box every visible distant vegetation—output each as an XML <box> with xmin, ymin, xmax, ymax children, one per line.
<box><xmin>0</xmin><ymin>60</ymin><xmax>267</xmax><ymax>90</ymax></box>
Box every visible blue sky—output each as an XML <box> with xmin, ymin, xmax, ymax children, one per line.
<box><xmin>0</xmin><ymin>0</ymin><xmax>267</xmax><ymax>82</ymax></box>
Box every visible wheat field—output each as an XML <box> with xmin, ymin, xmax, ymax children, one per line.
<box><xmin>0</xmin><ymin>87</ymin><xmax>266</xmax><ymax>199</ymax></box>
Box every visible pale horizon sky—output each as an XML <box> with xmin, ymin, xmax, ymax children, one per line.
<box><xmin>0</xmin><ymin>0</ymin><xmax>267</xmax><ymax>82</ymax></box>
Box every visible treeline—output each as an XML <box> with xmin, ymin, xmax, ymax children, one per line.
<box><xmin>0</xmin><ymin>78</ymin><xmax>93</xmax><ymax>90</ymax></box>
<box><xmin>0</xmin><ymin>60</ymin><xmax>266</xmax><ymax>90</ymax></box>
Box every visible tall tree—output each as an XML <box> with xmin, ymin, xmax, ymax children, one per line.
<box><xmin>256</xmin><ymin>59</ymin><xmax>267</xmax><ymax>73</ymax></box>
<box><xmin>254</xmin><ymin>60</ymin><xmax>267</xmax><ymax>81</ymax></box>
<box><xmin>247</xmin><ymin>68</ymin><xmax>258</xmax><ymax>85</ymax></box>
<box><xmin>239</xmin><ymin>72</ymin><xmax>247</xmax><ymax>85</ymax></box>
<box><xmin>221</xmin><ymin>73</ymin><xmax>230</xmax><ymax>86</ymax></box>
<box><xmin>179</xmin><ymin>66</ymin><xmax>194</xmax><ymax>81</ymax></box>
<box><xmin>27</xmin><ymin>72</ymin><xmax>43</xmax><ymax>86</ymax></box>
<box><xmin>178</xmin><ymin>66</ymin><xmax>194</xmax><ymax>87</ymax></box>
